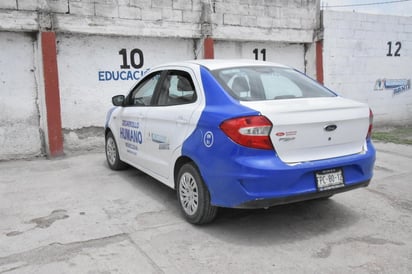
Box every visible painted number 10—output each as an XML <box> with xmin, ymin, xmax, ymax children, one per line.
<box><xmin>253</xmin><ymin>48</ymin><xmax>266</xmax><ymax>61</ymax></box>
<box><xmin>119</xmin><ymin>48</ymin><xmax>144</xmax><ymax>69</ymax></box>
<box><xmin>387</xmin><ymin>41</ymin><xmax>401</xmax><ymax>57</ymax></box>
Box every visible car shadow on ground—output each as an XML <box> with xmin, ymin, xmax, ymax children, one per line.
<box><xmin>103</xmin><ymin>161</ymin><xmax>181</xmax><ymax>213</ymax></box>
<box><xmin>202</xmin><ymin>198</ymin><xmax>361</xmax><ymax>245</ymax></box>
<box><xmin>105</xmin><ymin>161</ymin><xmax>361</xmax><ymax>245</ymax></box>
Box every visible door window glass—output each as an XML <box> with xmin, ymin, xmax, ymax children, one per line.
<box><xmin>130</xmin><ymin>72</ymin><xmax>161</xmax><ymax>106</ymax></box>
<box><xmin>157</xmin><ymin>70</ymin><xmax>196</xmax><ymax>106</ymax></box>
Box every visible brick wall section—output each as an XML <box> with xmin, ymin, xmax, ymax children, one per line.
<box><xmin>212</xmin><ymin>0</ymin><xmax>319</xmax><ymax>42</ymax></box>
<box><xmin>322</xmin><ymin>11</ymin><xmax>412</xmax><ymax>126</ymax></box>
<box><xmin>0</xmin><ymin>0</ymin><xmax>319</xmax><ymax>42</ymax></box>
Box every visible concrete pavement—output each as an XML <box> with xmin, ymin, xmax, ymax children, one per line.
<box><xmin>0</xmin><ymin>142</ymin><xmax>411</xmax><ymax>273</ymax></box>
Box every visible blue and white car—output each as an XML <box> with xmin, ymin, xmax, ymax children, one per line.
<box><xmin>105</xmin><ymin>60</ymin><xmax>376</xmax><ymax>224</ymax></box>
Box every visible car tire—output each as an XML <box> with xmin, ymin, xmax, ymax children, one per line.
<box><xmin>177</xmin><ymin>163</ymin><xmax>218</xmax><ymax>224</ymax></box>
<box><xmin>105</xmin><ymin>131</ymin><xmax>127</xmax><ymax>170</ymax></box>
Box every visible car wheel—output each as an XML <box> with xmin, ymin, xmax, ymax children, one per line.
<box><xmin>177</xmin><ymin>163</ymin><xmax>217</xmax><ymax>224</ymax></box>
<box><xmin>105</xmin><ymin>131</ymin><xmax>127</xmax><ymax>170</ymax></box>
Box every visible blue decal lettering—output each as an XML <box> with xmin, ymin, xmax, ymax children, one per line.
<box><xmin>133</xmin><ymin>71</ymin><xmax>141</xmax><ymax>80</ymax></box>
<box><xmin>112</xmin><ymin>71</ymin><xmax>119</xmax><ymax>81</ymax></box>
<box><xmin>120</xmin><ymin>120</ymin><xmax>143</xmax><ymax>144</ymax></box>
<box><xmin>125</xmin><ymin>142</ymin><xmax>138</xmax><ymax>151</ymax></box>
<box><xmin>120</xmin><ymin>71</ymin><xmax>127</xmax><ymax>80</ymax></box>
<box><xmin>105</xmin><ymin>71</ymin><xmax>112</xmax><ymax>81</ymax></box>
<box><xmin>393</xmin><ymin>84</ymin><xmax>410</xmax><ymax>96</ymax></box>
<box><xmin>122</xmin><ymin>120</ymin><xmax>139</xmax><ymax>128</ymax></box>
<box><xmin>98</xmin><ymin>71</ymin><xmax>105</xmax><ymax>81</ymax></box>
<box><xmin>120</xmin><ymin>127</ymin><xmax>139</xmax><ymax>143</ymax></box>
<box><xmin>98</xmin><ymin>69</ymin><xmax>151</xmax><ymax>82</ymax></box>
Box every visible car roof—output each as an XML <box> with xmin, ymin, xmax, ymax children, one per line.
<box><xmin>152</xmin><ymin>59</ymin><xmax>290</xmax><ymax>71</ymax></box>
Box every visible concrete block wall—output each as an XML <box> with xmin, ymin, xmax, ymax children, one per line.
<box><xmin>0</xmin><ymin>0</ymin><xmax>319</xmax><ymax>39</ymax></box>
<box><xmin>0</xmin><ymin>32</ymin><xmax>43</xmax><ymax>159</ymax></box>
<box><xmin>2</xmin><ymin>2</ymin><xmax>410</xmax><ymax>161</ymax></box>
<box><xmin>0</xmin><ymin>0</ymin><xmax>203</xmax><ymax>37</ymax></box>
<box><xmin>322</xmin><ymin>11</ymin><xmax>412</xmax><ymax>127</ymax></box>
<box><xmin>212</xmin><ymin>0</ymin><xmax>319</xmax><ymax>42</ymax></box>
<box><xmin>0</xmin><ymin>0</ymin><xmax>321</xmax><ymax>159</ymax></box>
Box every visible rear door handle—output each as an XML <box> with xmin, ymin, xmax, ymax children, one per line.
<box><xmin>177</xmin><ymin>116</ymin><xmax>188</xmax><ymax>125</ymax></box>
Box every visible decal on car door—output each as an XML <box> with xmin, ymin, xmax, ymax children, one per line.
<box><xmin>120</xmin><ymin>119</ymin><xmax>143</xmax><ymax>155</ymax></box>
<box><xmin>150</xmin><ymin>132</ymin><xmax>170</xmax><ymax>150</ymax></box>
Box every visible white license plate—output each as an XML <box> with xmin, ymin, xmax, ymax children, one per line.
<box><xmin>316</xmin><ymin>168</ymin><xmax>344</xmax><ymax>191</ymax></box>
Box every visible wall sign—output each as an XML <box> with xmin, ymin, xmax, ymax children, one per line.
<box><xmin>253</xmin><ymin>48</ymin><xmax>266</xmax><ymax>61</ymax></box>
<box><xmin>386</xmin><ymin>41</ymin><xmax>401</xmax><ymax>57</ymax></box>
<box><xmin>119</xmin><ymin>48</ymin><xmax>144</xmax><ymax>69</ymax></box>
<box><xmin>214</xmin><ymin>41</ymin><xmax>305</xmax><ymax>71</ymax></box>
<box><xmin>98</xmin><ymin>48</ymin><xmax>150</xmax><ymax>81</ymax></box>
<box><xmin>374</xmin><ymin>78</ymin><xmax>410</xmax><ymax>96</ymax></box>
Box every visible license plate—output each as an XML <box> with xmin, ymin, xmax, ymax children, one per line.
<box><xmin>315</xmin><ymin>168</ymin><xmax>344</xmax><ymax>191</ymax></box>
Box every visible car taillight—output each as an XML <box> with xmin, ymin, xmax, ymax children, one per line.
<box><xmin>220</xmin><ymin>116</ymin><xmax>274</xmax><ymax>150</ymax></box>
<box><xmin>366</xmin><ymin>108</ymin><xmax>373</xmax><ymax>139</ymax></box>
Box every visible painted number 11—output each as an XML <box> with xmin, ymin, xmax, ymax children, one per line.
<box><xmin>253</xmin><ymin>48</ymin><xmax>266</xmax><ymax>61</ymax></box>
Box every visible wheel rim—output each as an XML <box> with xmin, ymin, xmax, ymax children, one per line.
<box><xmin>106</xmin><ymin>137</ymin><xmax>117</xmax><ymax>166</ymax></box>
<box><xmin>179</xmin><ymin>172</ymin><xmax>199</xmax><ymax>216</ymax></box>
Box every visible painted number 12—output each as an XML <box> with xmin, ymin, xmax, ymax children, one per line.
<box><xmin>387</xmin><ymin>41</ymin><xmax>401</xmax><ymax>57</ymax></box>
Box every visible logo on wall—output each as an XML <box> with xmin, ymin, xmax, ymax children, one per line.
<box><xmin>374</xmin><ymin>78</ymin><xmax>410</xmax><ymax>96</ymax></box>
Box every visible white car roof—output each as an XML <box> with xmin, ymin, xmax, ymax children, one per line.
<box><xmin>152</xmin><ymin>59</ymin><xmax>290</xmax><ymax>71</ymax></box>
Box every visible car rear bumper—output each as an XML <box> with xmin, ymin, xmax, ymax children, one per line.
<box><xmin>202</xmin><ymin>140</ymin><xmax>376</xmax><ymax>208</ymax></box>
<box><xmin>235</xmin><ymin>180</ymin><xmax>370</xmax><ymax>209</ymax></box>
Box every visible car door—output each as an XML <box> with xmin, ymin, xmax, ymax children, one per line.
<box><xmin>115</xmin><ymin>71</ymin><xmax>163</xmax><ymax>167</ymax></box>
<box><xmin>140</xmin><ymin>68</ymin><xmax>199</xmax><ymax>181</ymax></box>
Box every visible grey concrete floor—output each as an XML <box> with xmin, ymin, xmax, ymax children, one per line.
<box><xmin>0</xmin><ymin>142</ymin><xmax>411</xmax><ymax>273</ymax></box>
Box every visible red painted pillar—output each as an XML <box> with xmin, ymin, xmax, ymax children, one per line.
<box><xmin>204</xmin><ymin>37</ymin><xmax>214</xmax><ymax>59</ymax></box>
<box><xmin>316</xmin><ymin>40</ymin><xmax>324</xmax><ymax>84</ymax></box>
<box><xmin>41</xmin><ymin>32</ymin><xmax>64</xmax><ymax>157</ymax></box>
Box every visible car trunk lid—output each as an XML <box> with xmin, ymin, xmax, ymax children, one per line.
<box><xmin>241</xmin><ymin>97</ymin><xmax>370</xmax><ymax>163</ymax></box>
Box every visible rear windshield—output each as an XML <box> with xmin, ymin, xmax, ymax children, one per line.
<box><xmin>211</xmin><ymin>66</ymin><xmax>336</xmax><ymax>101</ymax></box>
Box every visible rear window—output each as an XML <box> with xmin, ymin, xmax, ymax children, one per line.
<box><xmin>211</xmin><ymin>66</ymin><xmax>336</xmax><ymax>101</ymax></box>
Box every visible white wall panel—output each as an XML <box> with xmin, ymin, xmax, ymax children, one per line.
<box><xmin>214</xmin><ymin>41</ymin><xmax>305</xmax><ymax>72</ymax></box>
<box><xmin>57</xmin><ymin>34</ymin><xmax>195</xmax><ymax>130</ymax></box>
<box><xmin>0</xmin><ymin>32</ymin><xmax>41</xmax><ymax>159</ymax></box>
<box><xmin>323</xmin><ymin>11</ymin><xmax>412</xmax><ymax>126</ymax></box>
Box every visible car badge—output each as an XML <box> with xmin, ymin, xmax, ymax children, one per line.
<box><xmin>324</xmin><ymin>124</ymin><xmax>337</xmax><ymax>132</ymax></box>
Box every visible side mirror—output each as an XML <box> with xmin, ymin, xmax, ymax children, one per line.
<box><xmin>112</xmin><ymin>95</ymin><xmax>125</xmax><ymax>106</ymax></box>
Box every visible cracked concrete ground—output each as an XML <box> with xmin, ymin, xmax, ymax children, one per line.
<box><xmin>0</xmin><ymin>142</ymin><xmax>411</xmax><ymax>273</ymax></box>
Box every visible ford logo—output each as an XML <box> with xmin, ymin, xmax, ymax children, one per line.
<box><xmin>324</xmin><ymin>124</ymin><xmax>337</xmax><ymax>132</ymax></box>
